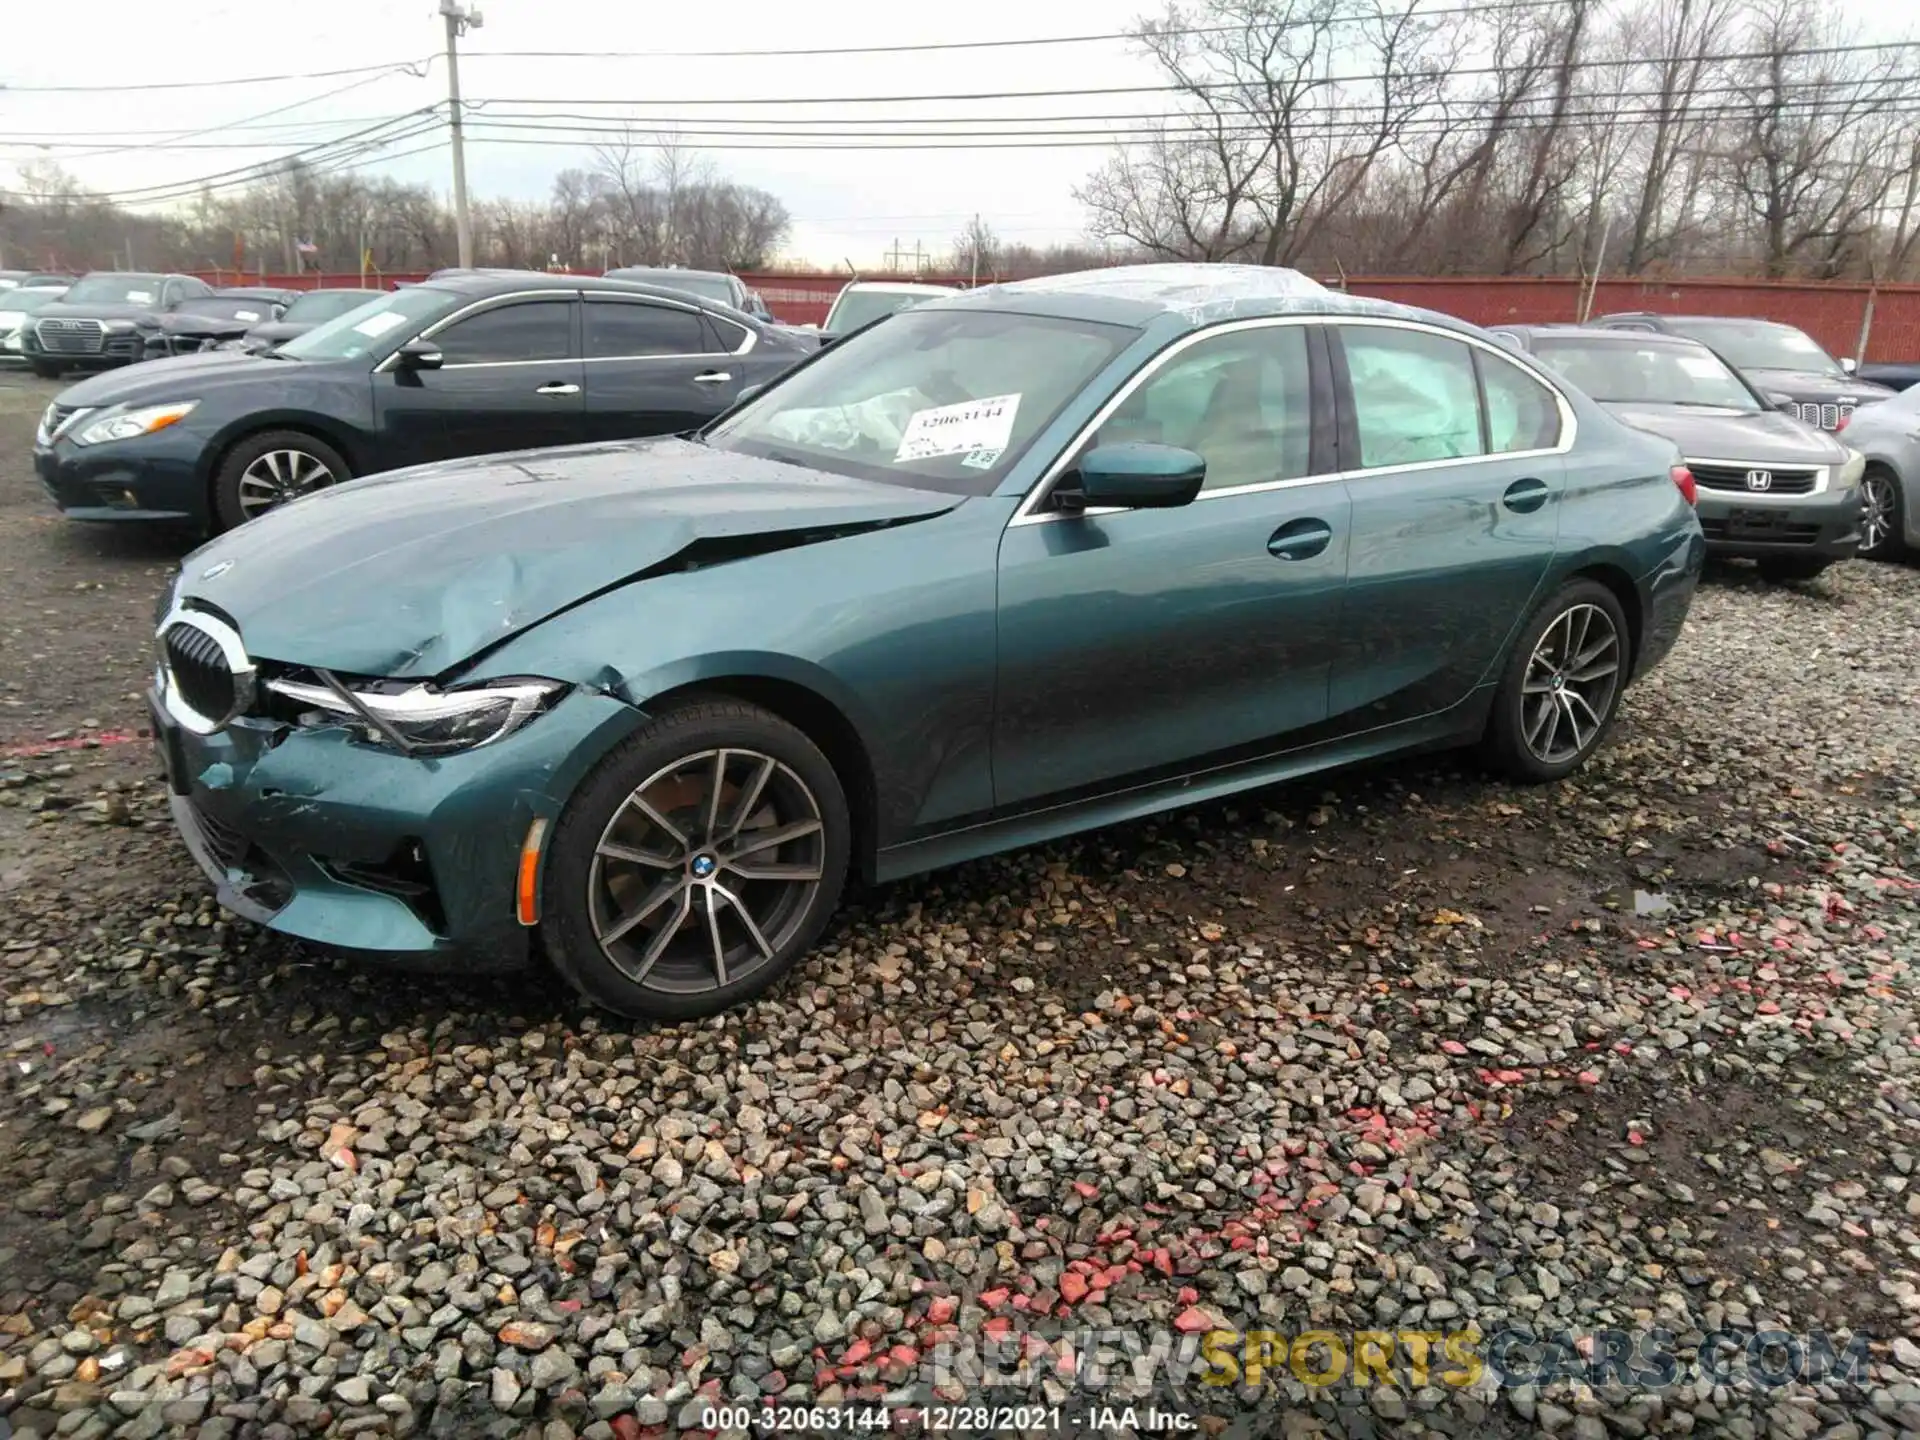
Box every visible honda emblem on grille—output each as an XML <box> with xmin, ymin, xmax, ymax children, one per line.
<box><xmin>1745</xmin><ymin>469</ymin><xmax>1773</xmax><ymax>491</ymax></box>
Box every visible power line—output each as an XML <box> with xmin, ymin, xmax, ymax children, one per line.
<box><xmin>1</xmin><ymin>57</ymin><xmax>434</xmax><ymax>94</ymax></box>
<box><xmin>455</xmin><ymin>0</ymin><xmax>1574</xmax><ymax>61</ymax></box>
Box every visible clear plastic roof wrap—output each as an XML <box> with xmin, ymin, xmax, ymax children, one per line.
<box><xmin>986</xmin><ymin>262</ymin><xmax>1440</xmax><ymax>328</ymax></box>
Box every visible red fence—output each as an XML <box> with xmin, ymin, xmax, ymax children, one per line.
<box><xmin>195</xmin><ymin>269</ymin><xmax>1920</xmax><ymax>361</ymax></box>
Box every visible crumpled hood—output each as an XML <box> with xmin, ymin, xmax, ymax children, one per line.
<box><xmin>176</xmin><ymin>438</ymin><xmax>965</xmax><ymax>678</ymax></box>
<box><xmin>1742</xmin><ymin>367</ymin><xmax>1894</xmax><ymax>401</ymax></box>
<box><xmin>240</xmin><ymin>320</ymin><xmax>310</xmax><ymax>348</ymax></box>
<box><xmin>1602</xmin><ymin>403</ymin><xmax>1850</xmax><ymax>465</ymax></box>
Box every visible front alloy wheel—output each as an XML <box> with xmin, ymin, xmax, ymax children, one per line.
<box><xmin>1482</xmin><ymin>579</ymin><xmax>1631</xmax><ymax>783</ymax></box>
<box><xmin>212</xmin><ymin>428</ymin><xmax>351</xmax><ymax>532</ymax></box>
<box><xmin>238</xmin><ymin>449</ymin><xmax>337</xmax><ymax>519</ymax></box>
<box><xmin>542</xmin><ymin>700</ymin><xmax>850</xmax><ymax>1019</ymax></box>
<box><xmin>1859</xmin><ymin>466</ymin><xmax>1906</xmax><ymax>559</ymax></box>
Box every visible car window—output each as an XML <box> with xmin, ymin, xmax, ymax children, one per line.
<box><xmin>1342</xmin><ymin>326</ymin><xmax>1485</xmax><ymax>468</ymax></box>
<box><xmin>1477</xmin><ymin>349</ymin><xmax>1563</xmax><ymax>452</ymax></box>
<box><xmin>433</xmin><ymin>299</ymin><xmax>573</xmax><ymax>365</ymax></box>
<box><xmin>1095</xmin><ymin>324</ymin><xmax>1312</xmax><ymax>492</ymax></box>
<box><xmin>583</xmin><ymin>300</ymin><xmax>709</xmax><ymax>358</ymax></box>
<box><xmin>705</xmin><ymin>314</ymin><xmax>749</xmax><ymax>353</ymax></box>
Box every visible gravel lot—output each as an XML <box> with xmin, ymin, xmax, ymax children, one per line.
<box><xmin>0</xmin><ymin>368</ymin><xmax>1917</xmax><ymax>1440</ymax></box>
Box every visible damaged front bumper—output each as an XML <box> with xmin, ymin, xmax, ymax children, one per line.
<box><xmin>151</xmin><ymin>684</ymin><xmax>643</xmax><ymax>966</ymax></box>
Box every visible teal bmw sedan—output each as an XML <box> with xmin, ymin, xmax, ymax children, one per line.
<box><xmin>149</xmin><ymin>264</ymin><xmax>1704</xmax><ymax>1018</ymax></box>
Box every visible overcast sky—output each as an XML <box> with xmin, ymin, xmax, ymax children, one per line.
<box><xmin>0</xmin><ymin>0</ymin><xmax>1906</xmax><ymax>269</ymax></box>
<box><xmin>0</xmin><ymin>0</ymin><xmax>1162</xmax><ymax>267</ymax></box>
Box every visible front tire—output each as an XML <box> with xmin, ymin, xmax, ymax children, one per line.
<box><xmin>211</xmin><ymin>429</ymin><xmax>349</xmax><ymax>532</ymax></box>
<box><xmin>1755</xmin><ymin>555</ymin><xmax>1832</xmax><ymax>583</ymax></box>
<box><xmin>1481</xmin><ymin>579</ymin><xmax>1630</xmax><ymax>783</ymax></box>
<box><xmin>540</xmin><ymin>699</ymin><xmax>851</xmax><ymax>1020</ymax></box>
<box><xmin>1859</xmin><ymin>466</ymin><xmax>1907</xmax><ymax>560</ymax></box>
<box><xmin>28</xmin><ymin>360</ymin><xmax>60</xmax><ymax>380</ymax></box>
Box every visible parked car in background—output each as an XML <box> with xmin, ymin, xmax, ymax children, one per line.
<box><xmin>604</xmin><ymin>266</ymin><xmax>774</xmax><ymax>320</ymax></box>
<box><xmin>1847</xmin><ymin>358</ymin><xmax>1920</xmax><ymax>393</ymax></box>
<box><xmin>35</xmin><ymin>270</ymin><xmax>813</xmax><ymax>533</ymax></box>
<box><xmin>1495</xmin><ymin>325</ymin><xmax>1863</xmax><ymax>582</ymax></box>
<box><xmin>21</xmin><ymin>271</ymin><xmax>217</xmax><ymax>377</ymax></box>
<box><xmin>0</xmin><ymin>271</ymin><xmax>77</xmax><ymax>292</ymax></box>
<box><xmin>0</xmin><ymin>286</ymin><xmax>72</xmax><ymax>358</ymax></box>
<box><xmin>821</xmin><ymin>280</ymin><xmax>957</xmax><ymax>338</ymax></box>
<box><xmin>216</xmin><ymin>285</ymin><xmax>300</xmax><ymax>309</ymax></box>
<box><xmin>1588</xmin><ymin>312</ymin><xmax>1892</xmax><ymax>432</ymax></box>
<box><xmin>228</xmin><ymin>288</ymin><xmax>385</xmax><ymax>353</ymax></box>
<box><xmin>139</xmin><ymin>293</ymin><xmax>292</xmax><ymax>360</ymax></box>
<box><xmin>143</xmin><ymin>264</ymin><xmax>1702</xmax><ymax>1019</ymax></box>
<box><xmin>1819</xmin><ymin>384</ymin><xmax>1920</xmax><ymax>560</ymax></box>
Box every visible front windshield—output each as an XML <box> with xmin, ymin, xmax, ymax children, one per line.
<box><xmin>825</xmin><ymin>289</ymin><xmax>945</xmax><ymax>334</ymax></box>
<box><xmin>282</xmin><ymin>290</ymin><xmax>380</xmax><ymax>323</ymax></box>
<box><xmin>1533</xmin><ymin>339</ymin><xmax>1759</xmax><ymax>411</ymax></box>
<box><xmin>706</xmin><ymin>306</ymin><xmax>1135</xmax><ymax>495</ymax></box>
<box><xmin>62</xmin><ymin>274</ymin><xmax>165</xmax><ymax>306</ymax></box>
<box><xmin>1670</xmin><ymin>319</ymin><xmax>1841</xmax><ymax>376</ymax></box>
<box><xmin>277</xmin><ymin>286</ymin><xmax>461</xmax><ymax>362</ymax></box>
<box><xmin>620</xmin><ymin>270</ymin><xmax>734</xmax><ymax>305</ymax></box>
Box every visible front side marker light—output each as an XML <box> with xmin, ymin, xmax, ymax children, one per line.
<box><xmin>517</xmin><ymin>817</ymin><xmax>548</xmax><ymax>926</ymax></box>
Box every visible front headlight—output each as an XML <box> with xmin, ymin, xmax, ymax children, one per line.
<box><xmin>264</xmin><ymin>675</ymin><xmax>565</xmax><ymax>756</ymax></box>
<box><xmin>1835</xmin><ymin>449</ymin><xmax>1865</xmax><ymax>489</ymax></box>
<box><xmin>71</xmin><ymin>401</ymin><xmax>198</xmax><ymax>447</ymax></box>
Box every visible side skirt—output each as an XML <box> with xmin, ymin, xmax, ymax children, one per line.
<box><xmin>873</xmin><ymin>686</ymin><xmax>1497</xmax><ymax>884</ymax></box>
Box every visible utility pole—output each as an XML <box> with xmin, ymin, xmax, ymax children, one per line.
<box><xmin>439</xmin><ymin>0</ymin><xmax>483</xmax><ymax>269</ymax></box>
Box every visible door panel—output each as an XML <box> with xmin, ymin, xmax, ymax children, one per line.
<box><xmin>992</xmin><ymin>320</ymin><xmax>1348</xmax><ymax>810</ymax></box>
<box><xmin>372</xmin><ymin>298</ymin><xmax>583</xmax><ymax>469</ymax></box>
<box><xmin>580</xmin><ymin>298</ymin><xmax>743</xmax><ymax>442</ymax></box>
<box><xmin>1326</xmin><ymin>323</ymin><xmax>1566</xmax><ymax>729</ymax></box>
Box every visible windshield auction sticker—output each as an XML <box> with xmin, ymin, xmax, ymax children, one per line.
<box><xmin>894</xmin><ymin>393</ymin><xmax>1021</xmax><ymax>463</ymax></box>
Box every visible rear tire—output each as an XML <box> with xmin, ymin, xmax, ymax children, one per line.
<box><xmin>540</xmin><ymin>699</ymin><xmax>851</xmax><ymax>1021</ymax></box>
<box><xmin>1481</xmin><ymin>579</ymin><xmax>1630</xmax><ymax>784</ymax></box>
<box><xmin>1755</xmin><ymin>555</ymin><xmax>1832</xmax><ymax>583</ymax></box>
<box><xmin>211</xmin><ymin>429</ymin><xmax>349</xmax><ymax>532</ymax></box>
<box><xmin>1859</xmin><ymin>465</ymin><xmax>1906</xmax><ymax>560</ymax></box>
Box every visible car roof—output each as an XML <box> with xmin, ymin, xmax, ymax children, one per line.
<box><xmin>1507</xmin><ymin>324</ymin><xmax>1709</xmax><ymax>348</ymax></box>
<box><xmin>1598</xmin><ymin>312</ymin><xmax>1798</xmax><ymax>330</ymax></box>
<box><xmin>608</xmin><ymin>266</ymin><xmax>732</xmax><ymax>281</ymax></box>
<box><xmin>413</xmin><ymin>270</ymin><xmax>763</xmax><ymax>315</ymax></box>
<box><xmin>934</xmin><ymin>262</ymin><xmax>1485</xmax><ymax>335</ymax></box>
<box><xmin>839</xmin><ymin>280</ymin><xmax>956</xmax><ymax>296</ymax></box>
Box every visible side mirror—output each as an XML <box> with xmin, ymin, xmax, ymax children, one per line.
<box><xmin>1056</xmin><ymin>443</ymin><xmax>1206</xmax><ymax>512</ymax></box>
<box><xmin>394</xmin><ymin>337</ymin><xmax>444</xmax><ymax>370</ymax></box>
<box><xmin>1841</xmin><ymin>357</ymin><xmax>1857</xmax><ymax>374</ymax></box>
<box><xmin>1765</xmin><ymin>392</ymin><xmax>1797</xmax><ymax>414</ymax></box>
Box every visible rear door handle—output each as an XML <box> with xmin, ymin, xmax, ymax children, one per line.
<box><xmin>535</xmin><ymin>382</ymin><xmax>579</xmax><ymax>396</ymax></box>
<box><xmin>693</xmin><ymin>371</ymin><xmax>733</xmax><ymax>385</ymax></box>
<box><xmin>1267</xmin><ymin>517</ymin><xmax>1333</xmax><ymax>560</ymax></box>
<box><xmin>1502</xmin><ymin>477</ymin><xmax>1550</xmax><ymax>513</ymax></box>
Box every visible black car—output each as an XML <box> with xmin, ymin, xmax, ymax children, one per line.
<box><xmin>1849</xmin><ymin>359</ymin><xmax>1920</xmax><ymax>393</ymax></box>
<box><xmin>140</xmin><ymin>294</ymin><xmax>292</xmax><ymax>360</ymax></box>
<box><xmin>22</xmin><ymin>271</ymin><xmax>218</xmax><ymax>377</ymax></box>
<box><xmin>1588</xmin><ymin>312</ymin><xmax>1892</xmax><ymax>431</ymax></box>
<box><xmin>34</xmin><ymin>271</ymin><xmax>814</xmax><ymax>533</ymax></box>
<box><xmin>232</xmin><ymin>288</ymin><xmax>385</xmax><ymax>354</ymax></box>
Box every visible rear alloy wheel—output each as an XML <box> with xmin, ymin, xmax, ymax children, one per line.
<box><xmin>212</xmin><ymin>429</ymin><xmax>349</xmax><ymax>531</ymax></box>
<box><xmin>1755</xmin><ymin>555</ymin><xmax>1832</xmax><ymax>583</ymax></box>
<box><xmin>1481</xmin><ymin>579</ymin><xmax>1629</xmax><ymax>783</ymax></box>
<box><xmin>1859</xmin><ymin>466</ymin><xmax>1906</xmax><ymax>560</ymax></box>
<box><xmin>541</xmin><ymin>700</ymin><xmax>850</xmax><ymax>1020</ymax></box>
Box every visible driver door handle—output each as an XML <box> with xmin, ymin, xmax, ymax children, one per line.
<box><xmin>693</xmin><ymin>370</ymin><xmax>733</xmax><ymax>385</ymax></box>
<box><xmin>535</xmin><ymin>382</ymin><xmax>579</xmax><ymax>396</ymax></box>
<box><xmin>1268</xmin><ymin>517</ymin><xmax>1333</xmax><ymax>560</ymax></box>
